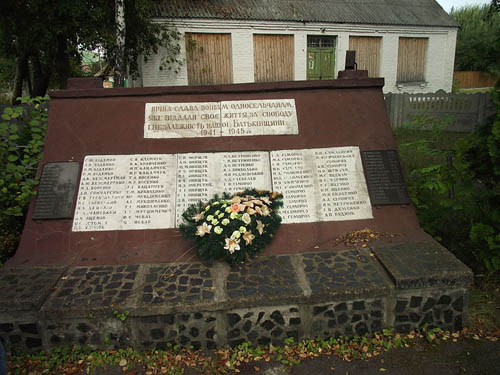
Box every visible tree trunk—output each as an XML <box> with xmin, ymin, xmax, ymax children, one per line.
<box><xmin>56</xmin><ymin>35</ymin><xmax>70</xmax><ymax>89</ymax></box>
<box><xmin>114</xmin><ymin>0</ymin><xmax>126</xmax><ymax>87</ymax></box>
<box><xmin>12</xmin><ymin>54</ymin><xmax>28</xmax><ymax>104</ymax></box>
<box><xmin>31</xmin><ymin>51</ymin><xmax>51</xmax><ymax>97</ymax></box>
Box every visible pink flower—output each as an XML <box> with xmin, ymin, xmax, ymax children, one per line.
<box><xmin>231</xmin><ymin>203</ymin><xmax>241</xmax><ymax>212</ymax></box>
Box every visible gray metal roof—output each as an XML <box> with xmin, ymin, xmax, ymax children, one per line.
<box><xmin>156</xmin><ymin>0</ymin><xmax>458</xmax><ymax>28</ymax></box>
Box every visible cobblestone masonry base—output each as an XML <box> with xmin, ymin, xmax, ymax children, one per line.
<box><xmin>0</xmin><ymin>242</ymin><xmax>473</xmax><ymax>353</ymax></box>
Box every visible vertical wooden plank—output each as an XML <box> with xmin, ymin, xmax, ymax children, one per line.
<box><xmin>254</xmin><ymin>34</ymin><xmax>294</xmax><ymax>82</ymax></box>
<box><xmin>185</xmin><ymin>33</ymin><xmax>232</xmax><ymax>85</ymax></box>
<box><xmin>349</xmin><ymin>36</ymin><xmax>381</xmax><ymax>77</ymax></box>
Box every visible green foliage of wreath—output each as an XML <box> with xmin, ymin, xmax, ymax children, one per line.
<box><xmin>179</xmin><ymin>189</ymin><xmax>283</xmax><ymax>264</ymax></box>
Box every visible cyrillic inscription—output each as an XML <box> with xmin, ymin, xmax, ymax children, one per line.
<box><xmin>72</xmin><ymin>147</ymin><xmax>373</xmax><ymax>232</ymax></box>
<box><xmin>144</xmin><ymin>99</ymin><xmax>298</xmax><ymax>138</ymax></box>
<box><xmin>145</xmin><ymin>102</ymin><xmax>221</xmax><ymax>138</ymax></box>
<box><xmin>361</xmin><ymin>150</ymin><xmax>411</xmax><ymax>205</ymax></box>
<box><xmin>72</xmin><ymin>155</ymin><xmax>177</xmax><ymax>232</ymax></box>
<box><xmin>175</xmin><ymin>151</ymin><xmax>271</xmax><ymax>226</ymax></box>
<box><xmin>33</xmin><ymin>162</ymin><xmax>80</xmax><ymax>220</ymax></box>
<box><xmin>271</xmin><ymin>147</ymin><xmax>373</xmax><ymax>224</ymax></box>
<box><xmin>220</xmin><ymin>99</ymin><xmax>298</xmax><ymax>137</ymax></box>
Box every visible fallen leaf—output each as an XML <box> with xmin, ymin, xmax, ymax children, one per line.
<box><xmin>380</xmin><ymin>368</ymin><xmax>387</xmax><ymax>372</ymax></box>
<box><xmin>119</xmin><ymin>359</ymin><xmax>127</xmax><ymax>367</ymax></box>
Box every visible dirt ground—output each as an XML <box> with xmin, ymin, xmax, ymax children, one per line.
<box><xmin>233</xmin><ymin>337</ymin><xmax>500</xmax><ymax>375</ymax></box>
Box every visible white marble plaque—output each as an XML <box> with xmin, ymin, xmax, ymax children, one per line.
<box><xmin>220</xmin><ymin>99</ymin><xmax>298</xmax><ymax>137</ymax></box>
<box><xmin>175</xmin><ymin>151</ymin><xmax>271</xmax><ymax>226</ymax></box>
<box><xmin>144</xmin><ymin>102</ymin><xmax>221</xmax><ymax>138</ymax></box>
<box><xmin>270</xmin><ymin>150</ymin><xmax>319</xmax><ymax>223</ymax></box>
<box><xmin>313</xmin><ymin>147</ymin><xmax>373</xmax><ymax>221</ymax></box>
<box><xmin>144</xmin><ymin>99</ymin><xmax>298</xmax><ymax>139</ymax></box>
<box><xmin>271</xmin><ymin>147</ymin><xmax>373</xmax><ymax>224</ymax></box>
<box><xmin>72</xmin><ymin>154</ymin><xmax>177</xmax><ymax>232</ymax></box>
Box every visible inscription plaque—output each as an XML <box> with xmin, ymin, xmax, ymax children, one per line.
<box><xmin>33</xmin><ymin>162</ymin><xmax>80</xmax><ymax>220</ymax></box>
<box><xmin>361</xmin><ymin>150</ymin><xmax>411</xmax><ymax>205</ymax></box>
<box><xmin>72</xmin><ymin>147</ymin><xmax>373</xmax><ymax>232</ymax></box>
<box><xmin>145</xmin><ymin>102</ymin><xmax>221</xmax><ymax>138</ymax></box>
<box><xmin>72</xmin><ymin>155</ymin><xmax>177</xmax><ymax>232</ymax></box>
<box><xmin>271</xmin><ymin>147</ymin><xmax>373</xmax><ymax>224</ymax></box>
<box><xmin>220</xmin><ymin>99</ymin><xmax>298</xmax><ymax>137</ymax></box>
<box><xmin>144</xmin><ymin>99</ymin><xmax>298</xmax><ymax>139</ymax></box>
<box><xmin>175</xmin><ymin>151</ymin><xmax>271</xmax><ymax>226</ymax></box>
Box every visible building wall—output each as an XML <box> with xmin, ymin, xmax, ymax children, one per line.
<box><xmin>138</xmin><ymin>19</ymin><xmax>457</xmax><ymax>93</ymax></box>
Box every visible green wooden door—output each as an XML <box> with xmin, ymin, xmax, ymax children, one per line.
<box><xmin>307</xmin><ymin>48</ymin><xmax>335</xmax><ymax>80</ymax></box>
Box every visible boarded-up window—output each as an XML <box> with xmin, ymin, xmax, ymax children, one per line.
<box><xmin>397</xmin><ymin>37</ymin><xmax>428</xmax><ymax>83</ymax></box>
<box><xmin>253</xmin><ymin>34</ymin><xmax>294</xmax><ymax>82</ymax></box>
<box><xmin>349</xmin><ymin>36</ymin><xmax>381</xmax><ymax>77</ymax></box>
<box><xmin>185</xmin><ymin>33</ymin><xmax>232</xmax><ymax>85</ymax></box>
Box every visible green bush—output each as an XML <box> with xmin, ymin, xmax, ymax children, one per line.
<box><xmin>0</xmin><ymin>96</ymin><xmax>48</xmax><ymax>264</ymax></box>
<box><xmin>396</xmin><ymin>90</ymin><xmax>500</xmax><ymax>277</ymax></box>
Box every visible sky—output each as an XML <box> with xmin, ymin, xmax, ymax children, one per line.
<box><xmin>436</xmin><ymin>0</ymin><xmax>492</xmax><ymax>12</ymax></box>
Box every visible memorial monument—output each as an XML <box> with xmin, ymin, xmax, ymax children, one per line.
<box><xmin>0</xmin><ymin>72</ymin><xmax>472</xmax><ymax>353</ymax></box>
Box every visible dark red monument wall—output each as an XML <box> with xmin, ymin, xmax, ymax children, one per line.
<box><xmin>11</xmin><ymin>77</ymin><xmax>428</xmax><ymax>267</ymax></box>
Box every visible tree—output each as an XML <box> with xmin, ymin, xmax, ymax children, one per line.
<box><xmin>450</xmin><ymin>4</ymin><xmax>500</xmax><ymax>74</ymax></box>
<box><xmin>0</xmin><ymin>0</ymin><xmax>181</xmax><ymax>102</ymax></box>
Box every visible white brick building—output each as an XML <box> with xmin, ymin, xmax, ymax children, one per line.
<box><xmin>136</xmin><ymin>0</ymin><xmax>458</xmax><ymax>93</ymax></box>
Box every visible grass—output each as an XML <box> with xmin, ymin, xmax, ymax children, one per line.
<box><xmin>469</xmin><ymin>281</ymin><xmax>500</xmax><ymax>334</ymax></box>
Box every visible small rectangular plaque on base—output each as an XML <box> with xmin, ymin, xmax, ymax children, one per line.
<box><xmin>32</xmin><ymin>162</ymin><xmax>80</xmax><ymax>220</ymax></box>
<box><xmin>361</xmin><ymin>150</ymin><xmax>411</xmax><ymax>206</ymax></box>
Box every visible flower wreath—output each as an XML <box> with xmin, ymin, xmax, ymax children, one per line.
<box><xmin>179</xmin><ymin>189</ymin><xmax>283</xmax><ymax>264</ymax></box>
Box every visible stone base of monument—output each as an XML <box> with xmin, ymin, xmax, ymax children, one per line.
<box><xmin>0</xmin><ymin>240</ymin><xmax>472</xmax><ymax>353</ymax></box>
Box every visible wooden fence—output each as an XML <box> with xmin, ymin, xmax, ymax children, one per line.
<box><xmin>384</xmin><ymin>91</ymin><xmax>494</xmax><ymax>132</ymax></box>
<box><xmin>453</xmin><ymin>71</ymin><xmax>499</xmax><ymax>89</ymax></box>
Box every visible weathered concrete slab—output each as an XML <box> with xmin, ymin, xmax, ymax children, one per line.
<box><xmin>372</xmin><ymin>241</ymin><xmax>473</xmax><ymax>289</ymax></box>
<box><xmin>41</xmin><ymin>265</ymin><xmax>141</xmax><ymax>317</ymax></box>
<box><xmin>225</xmin><ymin>255</ymin><xmax>303</xmax><ymax>308</ymax></box>
<box><xmin>138</xmin><ymin>263</ymin><xmax>217</xmax><ymax>314</ymax></box>
<box><xmin>302</xmin><ymin>249</ymin><xmax>392</xmax><ymax>301</ymax></box>
<box><xmin>0</xmin><ymin>266</ymin><xmax>65</xmax><ymax>312</ymax></box>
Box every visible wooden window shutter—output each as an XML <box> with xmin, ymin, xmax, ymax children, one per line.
<box><xmin>397</xmin><ymin>37</ymin><xmax>428</xmax><ymax>83</ymax></box>
<box><xmin>185</xmin><ymin>33</ymin><xmax>233</xmax><ymax>85</ymax></box>
<box><xmin>253</xmin><ymin>34</ymin><xmax>294</xmax><ymax>82</ymax></box>
<box><xmin>348</xmin><ymin>36</ymin><xmax>381</xmax><ymax>77</ymax></box>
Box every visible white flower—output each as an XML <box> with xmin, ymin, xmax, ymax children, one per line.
<box><xmin>205</xmin><ymin>205</ymin><xmax>211</xmax><ymax>211</ymax></box>
<box><xmin>211</xmin><ymin>219</ymin><xmax>219</xmax><ymax>226</ymax></box>
<box><xmin>218</xmin><ymin>213</ymin><xmax>224</xmax><ymax>219</ymax></box>
<box><xmin>192</xmin><ymin>212</ymin><xmax>204</xmax><ymax>222</ymax></box>
<box><xmin>243</xmin><ymin>231</ymin><xmax>255</xmax><ymax>245</ymax></box>
<box><xmin>214</xmin><ymin>226</ymin><xmax>223</xmax><ymax>234</ymax></box>
<box><xmin>230</xmin><ymin>212</ymin><xmax>238</xmax><ymax>219</ymax></box>
<box><xmin>261</xmin><ymin>205</ymin><xmax>271</xmax><ymax>216</ymax></box>
<box><xmin>256</xmin><ymin>220</ymin><xmax>265</xmax><ymax>235</ymax></box>
<box><xmin>225</xmin><ymin>206</ymin><xmax>232</xmax><ymax>213</ymax></box>
<box><xmin>196</xmin><ymin>222</ymin><xmax>212</xmax><ymax>237</ymax></box>
<box><xmin>232</xmin><ymin>230</ymin><xmax>241</xmax><ymax>239</ymax></box>
<box><xmin>224</xmin><ymin>237</ymin><xmax>241</xmax><ymax>254</ymax></box>
<box><xmin>260</xmin><ymin>196</ymin><xmax>271</xmax><ymax>205</ymax></box>
<box><xmin>241</xmin><ymin>212</ymin><xmax>251</xmax><ymax>225</ymax></box>
<box><xmin>231</xmin><ymin>196</ymin><xmax>242</xmax><ymax>204</ymax></box>
<box><xmin>214</xmin><ymin>210</ymin><xmax>220</xmax><ymax>215</ymax></box>
<box><xmin>239</xmin><ymin>226</ymin><xmax>247</xmax><ymax>233</ymax></box>
<box><xmin>206</xmin><ymin>215</ymin><xmax>214</xmax><ymax>221</ymax></box>
<box><xmin>222</xmin><ymin>218</ymin><xmax>230</xmax><ymax>226</ymax></box>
